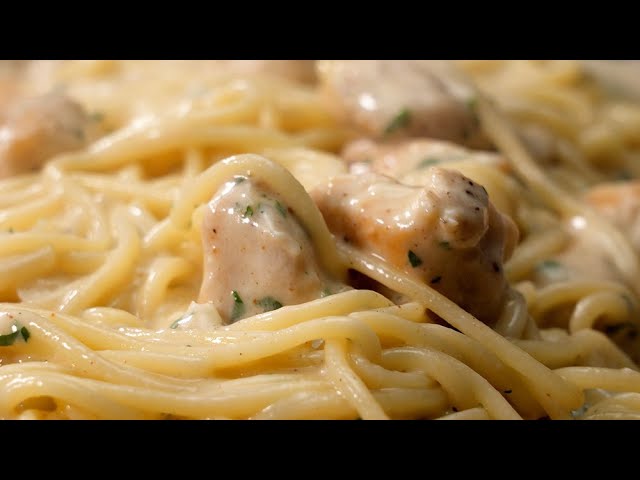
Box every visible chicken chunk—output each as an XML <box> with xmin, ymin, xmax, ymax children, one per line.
<box><xmin>318</xmin><ymin>60</ymin><xmax>488</xmax><ymax>147</ymax></box>
<box><xmin>0</xmin><ymin>61</ymin><xmax>27</xmax><ymax>115</ymax></box>
<box><xmin>199</xmin><ymin>176</ymin><xmax>343</xmax><ymax>323</ymax></box>
<box><xmin>343</xmin><ymin>138</ymin><xmax>509</xmax><ymax>178</ymax></box>
<box><xmin>584</xmin><ymin>181</ymin><xmax>640</xmax><ymax>252</ymax></box>
<box><xmin>527</xmin><ymin>181</ymin><xmax>640</xmax><ymax>292</ymax></box>
<box><xmin>575</xmin><ymin>180</ymin><xmax>640</xmax><ymax>283</ymax></box>
<box><xmin>311</xmin><ymin>169</ymin><xmax>518</xmax><ymax>323</ymax></box>
<box><xmin>212</xmin><ymin>60</ymin><xmax>317</xmax><ymax>84</ymax></box>
<box><xmin>0</xmin><ymin>93</ymin><xmax>105</xmax><ymax>178</ymax></box>
<box><xmin>342</xmin><ymin>138</ymin><xmax>517</xmax><ymax>219</ymax></box>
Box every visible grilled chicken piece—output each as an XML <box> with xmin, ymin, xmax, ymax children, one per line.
<box><xmin>318</xmin><ymin>60</ymin><xmax>488</xmax><ymax>148</ymax></box>
<box><xmin>199</xmin><ymin>176</ymin><xmax>343</xmax><ymax>323</ymax></box>
<box><xmin>312</xmin><ymin>169</ymin><xmax>518</xmax><ymax>323</ymax></box>
<box><xmin>0</xmin><ymin>92</ymin><xmax>105</xmax><ymax>178</ymax></box>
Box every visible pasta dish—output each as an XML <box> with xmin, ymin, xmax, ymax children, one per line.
<box><xmin>1</xmin><ymin>60</ymin><xmax>639</xmax><ymax>420</ymax></box>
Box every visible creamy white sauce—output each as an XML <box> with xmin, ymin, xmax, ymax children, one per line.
<box><xmin>199</xmin><ymin>177</ymin><xmax>344</xmax><ymax>323</ymax></box>
<box><xmin>169</xmin><ymin>301</ymin><xmax>224</xmax><ymax>330</ymax></box>
<box><xmin>342</xmin><ymin>138</ymin><xmax>507</xmax><ymax>180</ymax></box>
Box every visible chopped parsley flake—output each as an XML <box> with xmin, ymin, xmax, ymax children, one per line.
<box><xmin>467</xmin><ymin>97</ymin><xmax>479</xmax><ymax>126</ymax></box>
<box><xmin>321</xmin><ymin>288</ymin><xmax>333</xmax><ymax>298</ymax></box>
<box><xmin>170</xmin><ymin>314</ymin><xmax>190</xmax><ymax>329</ymax></box>
<box><xmin>275</xmin><ymin>201</ymin><xmax>287</xmax><ymax>217</ymax></box>
<box><xmin>243</xmin><ymin>205</ymin><xmax>254</xmax><ymax>217</ymax></box>
<box><xmin>408</xmin><ymin>250</ymin><xmax>423</xmax><ymax>268</ymax></box>
<box><xmin>256</xmin><ymin>296</ymin><xmax>283</xmax><ymax>312</ymax></box>
<box><xmin>20</xmin><ymin>327</ymin><xmax>30</xmax><ymax>342</ymax></box>
<box><xmin>90</xmin><ymin>112</ymin><xmax>105</xmax><ymax>122</ymax></box>
<box><xmin>570</xmin><ymin>403</ymin><xmax>590</xmax><ymax>419</ymax></box>
<box><xmin>537</xmin><ymin>260</ymin><xmax>562</xmax><ymax>271</ymax></box>
<box><xmin>536</xmin><ymin>259</ymin><xmax>569</xmax><ymax>282</ymax></box>
<box><xmin>230</xmin><ymin>290</ymin><xmax>245</xmax><ymax>321</ymax></box>
<box><xmin>621</xmin><ymin>293</ymin><xmax>635</xmax><ymax>314</ymax></box>
<box><xmin>0</xmin><ymin>324</ymin><xmax>31</xmax><ymax>347</ymax></box>
<box><xmin>0</xmin><ymin>330</ymin><xmax>20</xmax><ymax>347</ymax></box>
<box><xmin>417</xmin><ymin>158</ymin><xmax>440</xmax><ymax>169</ymax></box>
<box><xmin>384</xmin><ymin>108</ymin><xmax>411</xmax><ymax>135</ymax></box>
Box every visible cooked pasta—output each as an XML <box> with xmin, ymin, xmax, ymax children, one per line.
<box><xmin>1</xmin><ymin>60</ymin><xmax>639</xmax><ymax>420</ymax></box>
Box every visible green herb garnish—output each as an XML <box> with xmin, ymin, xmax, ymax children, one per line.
<box><xmin>0</xmin><ymin>324</ymin><xmax>30</xmax><ymax>347</ymax></box>
<box><xmin>0</xmin><ymin>330</ymin><xmax>20</xmax><ymax>347</ymax></box>
<box><xmin>321</xmin><ymin>288</ymin><xmax>332</xmax><ymax>298</ymax></box>
<box><xmin>243</xmin><ymin>205</ymin><xmax>254</xmax><ymax>217</ymax></box>
<box><xmin>537</xmin><ymin>260</ymin><xmax>562</xmax><ymax>270</ymax></box>
<box><xmin>256</xmin><ymin>296</ymin><xmax>283</xmax><ymax>312</ymax></box>
<box><xmin>170</xmin><ymin>314</ymin><xmax>190</xmax><ymax>329</ymax></box>
<box><xmin>384</xmin><ymin>108</ymin><xmax>411</xmax><ymax>135</ymax></box>
<box><xmin>230</xmin><ymin>290</ymin><xmax>245</xmax><ymax>322</ymax></box>
<box><xmin>570</xmin><ymin>403</ymin><xmax>590</xmax><ymax>419</ymax></box>
<box><xmin>90</xmin><ymin>112</ymin><xmax>105</xmax><ymax>122</ymax></box>
<box><xmin>417</xmin><ymin>158</ymin><xmax>440</xmax><ymax>169</ymax></box>
<box><xmin>408</xmin><ymin>250</ymin><xmax>423</xmax><ymax>268</ymax></box>
<box><xmin>467</xmin><ymin>97</ymin><xmax>479</xmax><ymax>126</ymax></box>
<box><xmin>621</xmin><ymin>293</ymin><xmax>636</xmax><ymax>314</ymax></box>
<box><xmin>275</xmin><ymin>201</ymin><xmax>287</xmax><ymax>217</ymax></box>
